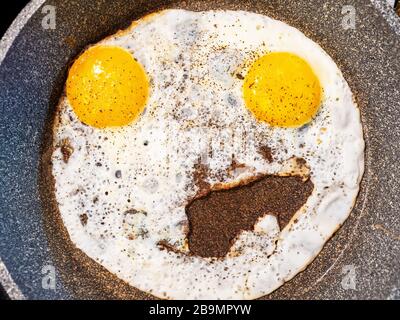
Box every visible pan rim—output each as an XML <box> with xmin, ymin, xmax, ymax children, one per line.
<box><xmin>0</xmin><ymin>0</ymin><xmax>399</xmax><ymax>300</ymax></box>
<box><xmin>0</xmin><ymin>0</ymin><xmax>45</xmax><ymax>300</ymax></box>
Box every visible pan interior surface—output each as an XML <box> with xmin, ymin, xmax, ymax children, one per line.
<box><xmin>0</xmin><ymin>0</ymin><xmax>399</xmax><ymax>300</ymax></box>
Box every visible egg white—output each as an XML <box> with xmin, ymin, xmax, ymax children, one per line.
<box><xmin>52</xmin><ymin>9</ymin><xmax>364</xmax><ymax>299</ymax></box>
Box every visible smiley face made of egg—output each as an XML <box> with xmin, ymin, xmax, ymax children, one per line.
<box><xmin>52</xmin><ymin>10</ymin><xmax>364</xmax><ymax>299</ymax></box>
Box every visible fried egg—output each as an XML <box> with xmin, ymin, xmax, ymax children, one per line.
<box><xmin>51</xmin><ymin>9</ymin><xmax>364</xmax><ymax>299</ymax></box>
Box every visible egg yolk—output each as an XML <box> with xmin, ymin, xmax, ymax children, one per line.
<box><xmin>66</xmin><ymin>46</ymin><xmax>149</xmax><ymax>128</ymax></box>
<box><xmin>243</xmin><ymin>52</ymin><xmax>321</xmax><ymax>127</ymax></box>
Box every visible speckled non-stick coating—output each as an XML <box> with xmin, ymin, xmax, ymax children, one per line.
<box><xmin>0</xmin><ymin>0</ymin><xmax>399</xmax><ymax>300</ymax></box>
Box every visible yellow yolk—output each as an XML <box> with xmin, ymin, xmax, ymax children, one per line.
<box><xmin>243</xmin><ymin>52</ymin><xmax>321</xmax><ymax>127</ymax></box>
<box><xmin>66</xmin><ymin>46</ymin><xmax>149</xmax><ymax>128</ymax></box>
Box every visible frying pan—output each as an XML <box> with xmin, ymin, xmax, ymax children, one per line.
<box><xmin>0</xmin><ymin>0</ymin><xmax>399</xmax><ymax>300</ymax></box>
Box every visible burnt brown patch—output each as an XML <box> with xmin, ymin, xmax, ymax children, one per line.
<box><xmin>295</xmin><ymin>157</ymin><xmax>306</xmax><ymax>166</ymax></box>
<box><xmin>58</xmin><ymin>138</ymin><xmax>74</xmax><ymax>163</ymax></box>
<box><xmin>258</xmin><ymin>145</ymin><xmax>274</xmax><ymax>163</ymax></box>
<box><xmin>193</xmin><ymin>162</ymin><xmax>211</xmax><ymax>198</ymax></box>
<box><xmin>79</xmin><ymin>213</ymin><xmax>88</xmax><ymax>226</ymax></box>
<box><xmin>230</xmin><ymin>158</ymin><xmax>246</xmax><ymax>170</ymax></box>
<box><xmin>124</xmin><ymin>208</ymin><xmax>146</xmax><ymax>216</ymax></box>
<box><xmin>157</xmin><ymin>240</ymin><xmax>184</xmax><ymax>255</ymax></box>
<box><xmin>186</xmin><ymin>175</ymin><xmax>314</xmax><ymax>258</ymax></box>
<box><xmin>236</xmin><ymin>73</ymin><xmax>244</xmax><ymax>80</ymax></box>
<box><xmin>227</xmin><ymin>157</ymin><xmax>247</xmax><ymax>177</ymax></box>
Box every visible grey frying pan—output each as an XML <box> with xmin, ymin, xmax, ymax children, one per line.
<box><xmin>0</xmin><ymin>0</ymin><xmax>399</xmax><ymax>299</ymax></box>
